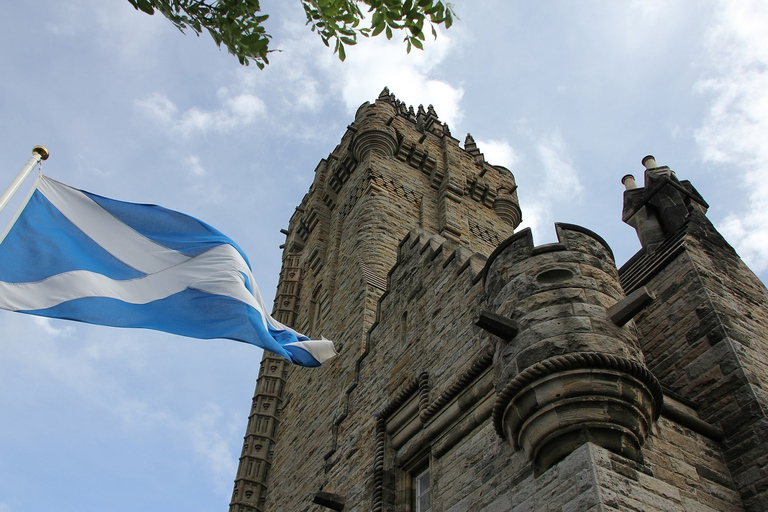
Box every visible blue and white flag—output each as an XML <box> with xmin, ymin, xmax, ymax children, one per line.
<box><xmin>0</xmin><ymin>174</ymin><xmax>336</xmax><ymax>367</ymax></box>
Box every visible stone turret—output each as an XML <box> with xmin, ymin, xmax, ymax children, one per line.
<box><xmin>484</xmin><ymin>223</ymin><xmax>662</xmax><ymax>473</ymax></box>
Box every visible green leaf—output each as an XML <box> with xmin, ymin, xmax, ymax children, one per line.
<box><xmin>136</xmin><ymin>0</ymin><xmax>155</xmax><ymax>15</ymax></box>
<box><xmin>371</xmin><ymin>22</ymin><xmax>385</xmax><ymax>37</ymax></box>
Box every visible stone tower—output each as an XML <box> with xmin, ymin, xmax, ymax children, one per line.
<box><xmin>229</xmin><ymin>92</ymin><xmax>768</xmax><ymax>511</ymax></box>
<box><xmin>228</xmin><ymin>88</ymin><xmax>521</xmax><ymax>511</ymax></box>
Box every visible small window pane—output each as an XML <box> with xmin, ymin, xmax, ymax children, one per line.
<box><xmin>416</xmin><ymin>468</ymin><xmax>430</xmax><ymax>512</ymax></box>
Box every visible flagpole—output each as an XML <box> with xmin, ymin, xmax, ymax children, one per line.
<box><xmin>0</xmin><ymin>146</ymin><xmax>49</xmax><ymax>215</ymax></box>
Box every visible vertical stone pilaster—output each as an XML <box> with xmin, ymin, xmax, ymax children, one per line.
<box><xmin>229</xmin><ymin>355</ymin><xmax>289</xmax><ymax>512</ymax></box>
<box><xmin>229</xmin><ymin>247</ymin><xmax>301</xmax><ymax>512</ymax></box>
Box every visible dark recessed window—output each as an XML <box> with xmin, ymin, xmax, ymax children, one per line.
<box><xmin>536</xmin><ymin>268</ymin><xmax>574</xmax><ymax>284</ymax></box>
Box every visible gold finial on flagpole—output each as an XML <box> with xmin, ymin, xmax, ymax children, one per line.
<box><xmin>32</xmin><ymin>145</ymin><xmax>50</xmax><ymax>161</ymax></box>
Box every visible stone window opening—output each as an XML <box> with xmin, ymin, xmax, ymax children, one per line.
<box><xmin>415</xmin><ymin>467</ymin><xmax>431</xmax><ymax>512</ymax></box>
<box><xmin>393</xmin><ymin>450</ymin><xmax>431</xmax><ymax>512</ymax></box>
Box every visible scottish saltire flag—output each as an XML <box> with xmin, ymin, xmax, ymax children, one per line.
<box><xmin>0</xmin><ymin>174</ymin><xmax>336</xmax><ymax>367</ymax></box>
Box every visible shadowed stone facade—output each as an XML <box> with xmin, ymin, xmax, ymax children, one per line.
<box><xmin>229</xmin><ymin>90</ymin><xmax>768</xmax><ymax>511</ymax></box>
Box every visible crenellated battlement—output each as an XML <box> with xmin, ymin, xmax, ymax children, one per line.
<box><xmin>483</xmin><ymin>223</ymin><xmax>614</xmax><ymax>301</ymax></box>
<box><xmin>393</xmin><ymin>228</ymin><xmax>488</xmax><ymax>284</ymax></box>
<box><xmin>487</xmin><ymin>223</ymin><xmax>613</xmax><ymax>268</ymax></box>
<box><xmin>372</xmin><ymin>86</ymin><xmax>451</xmax><ymax>138</ymax></box>
<box><xmin>350</xmin><ymin>88</ymin><xmax>522</xmax><ymax>228</ymax></box>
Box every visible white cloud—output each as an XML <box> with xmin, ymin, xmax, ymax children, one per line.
<box><xmin>468</xmin><ymin>131</ymin><xmax>581</xmax><ymax>245</ymax></box>
<box><xmin>516</xmin><ymin>199</ymin><xmax>548</xmax><ymax>240</ymax></box>
<box><xmin>475</xmin><ymin>139</ymin><xmax>520</xmax><ymax>170</ymax></box>
<box><xmin>293</xmin><ymin>78</ymin><xmax>324</xmax><ymax>112</ymax></box>
<box><xmin>182</xmin><ymin>180</ymin><xmax>225</xmax><ymax>206</ymax></box>
<box><xmin>112</xmin><ymin>398</ymin><xmax>238</xmax><ymax>495</ymax></box>
<box><xmin>695</xmin><ymin>0</ymin><xmax>768</xmax><ymax>272</ymax></box>
<box><xmin>629</xmin><ymin>0</ymin><xmax>667</xmax><ymax>19</ymax></box>
<box><xmin>131</xmin><ymin>6</ymin><xmax>464</xmax><ymax>148</ymax></box>
<box><xmin>186</xmin><ymin>404</ymin><xmax>241</xmax><ymax>494</ymax></box>
<box><xmin>175</xmin><ymin>155</ymin><xmax>226</xmax><ymax>205</ymax></box>
<box><xmin>331</xmin><ymin>32</ymin><xmax>464</xmax><ymax>128</ymax></box>
<box><xmin>135</xmin><ymin>91</ymin><xmax>266</xmax><ymax>138</ymax></box>
<box><xmin>509</xmin><ymin>129</ymin><xmax>584</xmax><ymax>244</ymax></box>
<box><xmin>33</xmin><ymin>316</ymin><xmax>75</xmax><ymax>338</ymax></box>
<box><xmin>135</xmin><ymin>93</ymin><xmax>178</xmax><ymax>125</ymax></box>
<box><xmin>44</xmin><ymin>0</ymin><xmax>168</xmax><ymax>64</ymax></box>
<box><xmin>233</xmin><ymin>24</ymin><xmax>329</xmax><ymax>116</ymax></box>
<box><xmin>2</xmin><ymin>320</ymin><xmax>238</xmax><ymax>495</ymax></box>
<box><xmin>184</xmin><ymin>155</ymin><xmax>207</xmax><ymax>177</ymax></box>
<box><xmin>260</xmin><ymin>16</ymin><xmax>464</xmax><ymax>128</ymax></box>
<box><xmin>535</xmin><ymin>130</ymin><xmax>584</xmax><ymax>201</ymax></box>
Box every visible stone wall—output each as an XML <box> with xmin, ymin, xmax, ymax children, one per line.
<box><xmin>621</xmin><ymin>208</ymin><xmax>768</xmax><ymax>510</ymax></box>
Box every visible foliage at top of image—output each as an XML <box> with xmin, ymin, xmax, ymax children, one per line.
<box><xmin>127</xmin><ymin>0</ymin><xmax>455</xmax><ymax>68</ymax></box>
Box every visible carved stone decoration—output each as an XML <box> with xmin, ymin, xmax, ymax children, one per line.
<box><xmin>492</xmin><ymin>192</ymin><xmax>522</xmax><ymax>228</ymax></box>
<box><xmin>350</xmin><ymin>101</ymin><xmax>398</xmax><ymax>161</ymax></box>
<box><xmin>483</xmin><ymin>223</ymin><xmax>662</xmax><ymax>474</ymax></box>
<box><xmin>494</xmin><ymin>352</ymin><xmax>661</xmax><ymax>474</ymax></box>
<box><xmin>351</xmin><ymin>128</ymin><xmax>397</xmax><ymax>161</ymax></box>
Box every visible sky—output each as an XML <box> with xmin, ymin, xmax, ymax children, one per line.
<box><xmin>1</xmin><ymin>1</ymin><xmax>767</xmax><ymax>511</ymax></box>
